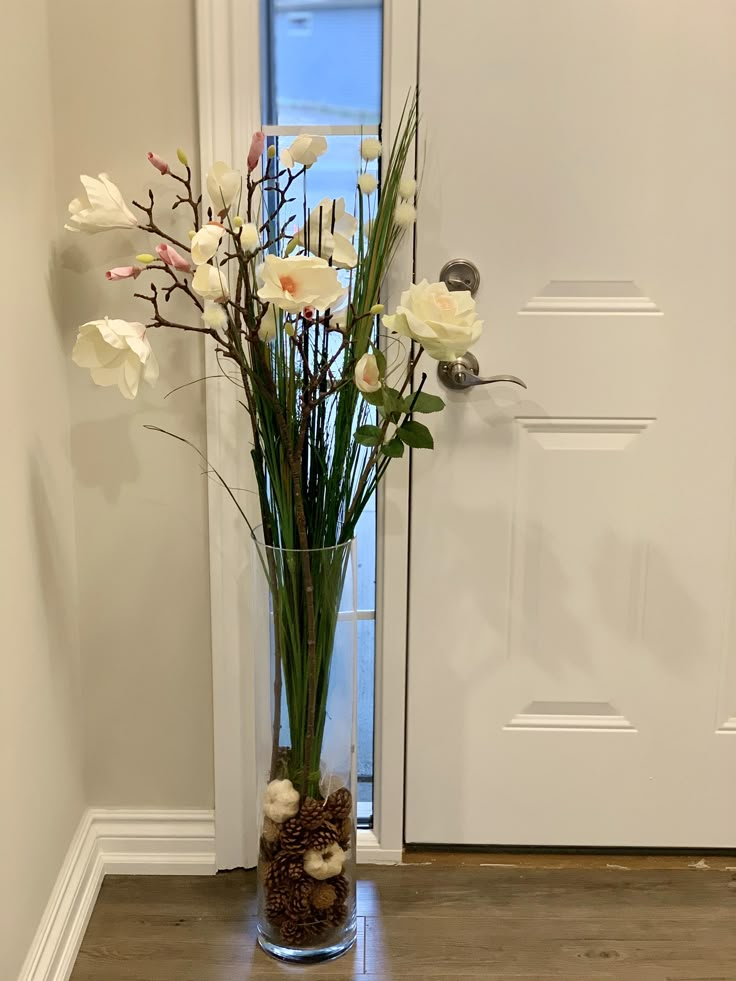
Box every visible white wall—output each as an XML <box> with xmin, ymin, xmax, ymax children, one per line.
<box><xmin>48</xmin><ymin>0</ymin><xmax>214</xmax><ymax>808</ymax></box>
<box><xmin>0</xmin><ymin>3</ymin><xmax>86</xmax><ymax>977</ymax></box>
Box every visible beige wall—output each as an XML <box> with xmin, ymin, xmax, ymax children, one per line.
<box><xmin>0</xmin><ymin>2</ymin><xmax>86</xmax><ymax>977</ymax></box>
<box><xmin>49</xmin><ymin>0</ymin><xmax>214</xmax><ymax>808</ymax></box>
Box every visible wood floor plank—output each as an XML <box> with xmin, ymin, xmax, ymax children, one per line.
<box><xmin>70</xmin><ymin>867</ymin><xmax>736</xmax><ymax>981</ymax></box>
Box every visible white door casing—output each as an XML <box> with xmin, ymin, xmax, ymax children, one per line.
<box><xmin>406</xmin><ymin>0</ymin><xmax>736</xmax><ymax>845</ymax></box>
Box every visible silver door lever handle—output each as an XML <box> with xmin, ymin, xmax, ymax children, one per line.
<box><xmin>438</xmin><ymin>352</ymin><xmax>527</xmax><ymax>392</ymax></box>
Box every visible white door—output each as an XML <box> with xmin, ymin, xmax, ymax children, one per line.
<box><xmin>405</xmin><ymin>0</ymin><xmax>736</xmax><ymax>846</ymax></box>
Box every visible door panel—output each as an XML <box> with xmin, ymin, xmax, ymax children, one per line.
<box><xmin>406</xmin><ymin>0</ymin><xmax>736</xmax><ymax>845</ymax></box>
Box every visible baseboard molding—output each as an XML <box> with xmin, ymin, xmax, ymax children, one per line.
<box><xmin>357</xmin><ymin>828</ymin><xmax>402</xmax><ymax>865</ymax></box>
<box><xmin>18</xmin><ymin>807</ymin><xmax>215</xmax><ymax>981</ymax></box>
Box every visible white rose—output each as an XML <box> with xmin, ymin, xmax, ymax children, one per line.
<box><xmin>206</xmin><ymin>161</ymin><xmax>241</xmax><ymax>212</ymax></box>
<box><xmin>263</xmin><ymin>778</ymin><xmax>300</xmax><ymax>824</ymax></box>
<box><xmin>65</xmin><ymin>174</ymin><xmax>137</xmax><ymax>233</ymax></box>
<box><xmin>383</xmin><ymin>279</ymin><xmax>483</xmax><ymax>361</ymax></box>
<box><xmin>280</xmin><ymin>134</ymin><xmax>328</xmax><ymax>169</ymax></box>
<box><xmin>354</xmin><ymin>353</ymin><xmax>381</xmax><ymax>393</ymax></box>
<box><xmin>192</xmin><ymin>262</ymin><xmax>230</xmax><ymax>302</ymax></box>
<box><xmin>256</xmin><ymin>254</ymin><xmax>345</xmax><ymax>314</ymax></box>
<box><xmin>191</xmin><ymin>222</ymin><xmax>225</xmax><ymax>265</ymax></box>
<box><xmin>293</xmin><ymin>197</ymin><xmax>357</xmax><ymax>269</ymax></box>
<box><xmin>72</xmin><ymin>318</ymin><xmax>158</xmax><ymax>399</ymax></box>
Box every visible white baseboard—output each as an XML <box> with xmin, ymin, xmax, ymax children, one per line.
<box><xmin>18</xmin><ymin>807</ymin><xmax>216</xmax><ymax>981</ymax></box>
<box><xmin>356</xmin><ymin>828</ymin><xmax>402</xmax><ymax>865</ymax></box>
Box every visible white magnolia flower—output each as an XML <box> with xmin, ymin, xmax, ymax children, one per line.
<box><xmin>394</xmin><ymin>201</ymin><xmax>417</xmax><ymax>226</ymax></box>
<box><xmin>304</xmin><ymin>842</ymin><xmax>346</xmax><ymax>880</ymax></box>
<box><xmin>192</xmin><ymin>262</ymin><xmax>230</xmax><ymax>302</ymax></box>
<box><xmin>383</xmin><ymin>279</ymin><xmax>483</xmax><ymax>361</ymax></box>
<box><xmin>358</xmin><ymin>172</ymin><xmax>378</xmax><ymax>196</ymax></box>
<box><xmin>191</xmin><ymin>222</ymin><xmax>225</xmax><ymax>265</ymax></box>
<box><xmin>354</xmin><ymin>353</ymin><xmax>381</xmax><ymax>393</ymax></box>
<box><xmin>241</xmin><ymin>222</ymin><xmax>260</xmax><ymax>252</ymax></box>
<box><xmin>293</xmin><ymin>197</ymin><xmax>358</xmax><ymax>269</ymax></box>
<box><xmin>263</xmin><ymin>779</ymin><xmax>300</xmax><ymax>824</ymax></box>
<box><xmin>72</xmin><ymin>318</ymin><xmax>158</xmax><ymax>399</ymax></box>
<box><xmin>257</xmin><ymin>254</ymin><xmax>345</xmax><ymax>314</ymax></box>
<box><xmin>259</xmin><ymin>304</ymin><xmax>279</xmax><ymax>342</ymax></box>
<box><xmin>360</xmin><ymin>137</ymin><xmax>382</xmax><ymax>161</ymax></box>
<box><xmin>280</xmin><ymin>133</ymin><xmax>328</xmax><ymax>169</ymax></box>
<box><xmin>202</xmin><ymin>300</ymin><xmax>227</xmax><ymax>331</ymax></box>
<box><xmin>65</xmin><ymin>174</ymin><xmax>136</xmax><ymax>233</ymax></box>
<box><xmin>206</xmin><ymin>161</ymin><xmax>241</xmax><ymax>212</ymax></box>
<box><xmin>399</xmin><ymin>176</ymin><xmax>417</xmax><ymax>199</ymax></box>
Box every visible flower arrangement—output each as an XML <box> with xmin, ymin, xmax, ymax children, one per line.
<box><xmin>65</xmin><ymin>98</ymin><xmax>483</xmax><ymax>955</ymax></box>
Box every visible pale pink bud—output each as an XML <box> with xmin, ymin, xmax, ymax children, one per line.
<box><xmin>155</xmin><ymin>242</ymin><xmax>192</xmax><ymax>271</ymax></box>
<box><xmin>247</xmin><ymin>131</ymin><xmax>266</xmax><ymax>172</ymax></box>
<box><xmin>105</xmin><ymin>266</ymin><xmax>142</xmax><ymax>281</ymax></box>
<box><xmin>147</xmin><ymin>152</ymin><xmax>170</xmax><ymax>175</ymax></box>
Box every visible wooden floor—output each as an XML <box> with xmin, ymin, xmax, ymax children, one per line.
<box><xmin>71</xmin><ymin>865</ymin><xmax>736</xmax><ymax>980</ymax></box>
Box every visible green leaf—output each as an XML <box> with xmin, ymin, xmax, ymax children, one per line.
<box><xmin>373</xmin><ymin>348</ymin><xmax>387</xmax><ymax>376</ymax></box>
<box><xmin>361</xmin><ymin>389</ymin><xmax>384</xmax><ymax>407</ymax></box>
<box><xmin>354</xmin><ymin>424</ymin><xmax>384</xmax><ymax>447</ymax></box>
<box><xmin>403</xmin><ymin>391</ymin><xmax>446</xmax><ymax>414</ymax></box>
<box><xmin>383</xmin><ymin>386</ymin><xmax>403</xmax><ymax>417</ymax></box>
<box><xmin>381</xmin><ymin>437</ymin><xmax>405</xmax><ymax>458</ymax></box>
<box><xmin>397</xmin><ymin>420</ymin><xmax>434</xmax><ymax>449</ymax></box>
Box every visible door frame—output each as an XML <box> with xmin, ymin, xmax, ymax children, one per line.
<box><xmin>195</xmin><ymin>0</ymin><xmax>419</xmax><ymax>868</ymax></box>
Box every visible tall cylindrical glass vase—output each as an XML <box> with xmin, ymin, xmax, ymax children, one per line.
<box><xmin>252</xmin><ymin>531</ymin><xmax>358</xmax><ymax>962</ymax></box>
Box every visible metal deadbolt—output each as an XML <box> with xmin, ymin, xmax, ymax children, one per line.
<box><xmin>439</xmin><ymin>259</ymin><xmax>481</xmax><ymax>297</ymax></box>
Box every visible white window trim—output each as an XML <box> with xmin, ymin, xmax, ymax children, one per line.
<box><xmin>195</xmin><ymin>0</ymin><xmax>418</xmax><ymax>868</ymax></box>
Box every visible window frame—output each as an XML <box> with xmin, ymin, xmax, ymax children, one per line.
<box><xmin>195</xmin><ymin>0</ymin><xmax>417</xmax><ymax>868</ymax></box>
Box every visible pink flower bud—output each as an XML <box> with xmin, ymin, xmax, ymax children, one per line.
<box><xmin>147</xmin><ymin>151</ymin><xmax>170</xmax><ymax>175</ymax></box>
<box><xmin>155</xmin><ymin>242</ymin><xmax>192</xmax><ymax>271</ymax></box>
<box><xmin>105</xmin><ymin>266</ymin><xmax>142</xmax><ymax>281</ymax></box>
<box><xmin>247</xmin><ymin>131</ymin><xmax>266</xmax><ymax>172</ymax></box>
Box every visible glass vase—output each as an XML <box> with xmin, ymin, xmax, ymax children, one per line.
<box><xmin>252</xmin><ymin>531</ymin><xmax>358</xmax><ymax>963</ymax></box>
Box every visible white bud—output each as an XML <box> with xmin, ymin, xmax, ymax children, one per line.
<box><xmin>241</xmin><ymin>222</ymin><xmax>260</xmax><ymax>252</ymax></box>
<box><xmin>360</xmin><ymin>137</ymin><xmax>382</xmax><ymax>162</ymax></box>
<box><xmin>394</xmin><ymin>201</ymin><xmax>417</xmax><ymax>227</ymax></box>
<box><xmin>357</xmin><ymin>172</ymin><xmax>378</xmax><ymax>195</ymax></box>
<box><xmin>202</xmin><ymin>300</ymin><xmax>227</xmax><ymax>330</ymax></box>
<box><xmin>232</xmin><ymin>215</ymin><xmax>244</xmax><ymax>228</ymax></box>
<box><xmin>399</xmin><ymin>177</ymin><xmax>417</xmax><ymax>199</ymax></box>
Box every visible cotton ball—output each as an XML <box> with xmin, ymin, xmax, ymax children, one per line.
<box><xmin>399</xmin><ymin>177</ymin><xmax>417</xmax><ymax>199</ymax></box>
<box><xmin>357</xmin><ymin>172</ymin><xmax>378</xmax><ymax>195</ymax></box>
<box><xmin>263</xmin><ymin>778</ymin><xmax>300</xmax><ymax>823</ymax></box>
<box><xmin>394</xmin><ymin>201</ymin><xmax>417</xmax><ymax>226</ymax></box>
<box><xmin>360</xmin><ymin>137</ymin><xmax>382</xmax><ymax>162</ymax></box>
<box><xmin>303</xmin><ymin>841</ymin><xmax>346</xmax><ymax>880</ymax></box>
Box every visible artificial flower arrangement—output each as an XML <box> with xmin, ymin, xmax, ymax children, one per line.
<box><xmin>65</xmin><ymin>99</ymin><xmax>483</xmax><ymax>958</ymax></box>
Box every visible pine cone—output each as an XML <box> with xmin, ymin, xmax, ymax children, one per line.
<box><xmin>338</xmin><ymin>816</ymin><xmax>353</xmax><ymax>850</ymax></box>
<box><xmin>280</xmin><ymin>816</ymin><xmax>308</xmax><ymax>855</ymax></box>
<box><xmin>307</xmin><ymin>825</ymin><xmax>338</xmax><ymax>851</ymax></box>
<box><xmin>303</xmin><ymin>913</ymin><xmax>330</xmax><ymax>941</ymax></box>
<box><xmin>311</xmin><ymin>882</ymin><xmax>337</xmax><ymax>910</ymax></box>
<box><xmin>260</xmin><ymin>836</ymin><xmax>280</xmax><ymax>862</ymax></box>
<box><xmin>325</xmin><ymin>787</ymin><xmax>352</xmax><ymax>821</ymax></box>
<box><xmin>265</xmin><ymin>886</ymin><xmax>288</xmax><ymax>925</ymax></box>
<box><xmin>265</xmin><ymin>853</ymin><xmax>299</xmax><ymax>888</ymax></box>
<box><xmin>280</xmin><ymin>918</ymin><xmax>308</xmax><ymax>946</ymax></box>
<box><xmin>286</xmin><ymin>878</ymin><xmax>313</xmax><ymax>920</ymax></box>
<box><xmin>325</xmin><ymin>902</ymin><xmax>348</xmax><ymax>928</ymax></box>
<box><xmin>299</xmin><ymin>797</ymin><xmax>326</xmax><ymax>830</ymax></box>
<box><xmin>288</xmin><ymin>856</ymin><xmax>305</xmax><ymax>881</ymax></box>
<box><xmin>329</xmin><ymin>874</ymin><xmax>349</xmax><ymax>904</ymax></box>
